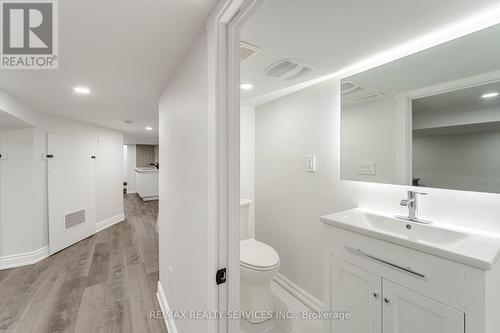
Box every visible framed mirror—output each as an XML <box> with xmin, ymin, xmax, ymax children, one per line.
<box><xmin>341</xmin><ymin>23</ymin><xmax>500</xmax><ymax>193</ymax></box>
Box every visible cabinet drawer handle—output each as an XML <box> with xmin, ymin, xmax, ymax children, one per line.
<box><xmin>373</xmin><ymin>292</ymin><xmax>379</xmax><ymax>299</ymax></box>
<box><xmin>384</xmin><ymin>297</ymin><xmax>390</xmax><ymax>304</ymax></box>
<box><xmin>344</xmin><ymin>246</ymin><xmax>426</xmax><ymax>280</ymax></box>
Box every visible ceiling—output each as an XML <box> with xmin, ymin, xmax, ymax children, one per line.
<box><xmin>341</xmin><ymin>23</ymin><xmax>500</xmax><ymax>107</ymax></box>
<box><xmin>0</xmin><ymin>110</ymin><xmax>33</xmax><ymax>132</ymax></box>
<box><xmin>413</xmin><ymin>81</ymin><xmax>500</xmax><ymax>115</ymax></box>
<box><xmin>0</xmin><ymin>0</ymin><xmax>217</xmax><ymax>144</ymax></box>
<box><xmin>240</xmin><ymin>0</ymin><xmax>500</xmax><ymax>103</ymax></box>
<box><xmin>412</xmin><ymin>81</ymin><xmax>500</xmax><ymax>136</ymax></box>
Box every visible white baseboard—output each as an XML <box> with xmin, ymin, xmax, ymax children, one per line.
<box><xmin>96</xmin><ymin>213</ymin><xmax>125</xmax><ymax>232</ymax></box>
<box><xmin>275</xmin><ymin>273</ymin><xmax>324</xmax><ymax>313</ymax></box>
<box><xmin>0</xmin><ymin>214</ymin><xmax>124</xmax><ymax>271</ymax></box>
<box><xmin>157</xmin><ymin>281</ymin><xmax>178</xmax><ymax>333</ymax></box>
<box><xmin>0</xmin><ymin>246</ymin><xmax>49</xmax><ymax>270</ymax></box>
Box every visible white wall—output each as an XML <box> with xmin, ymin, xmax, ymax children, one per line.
<box><xmin>126</xmin><ymin>144</ymin><xmax>137</xmax><ymax>193</ymax></box>
<box><xmin>255</xmin><ymin>80</ymin><xmax>350</xmax><ymax>301</ymax></box>
<box><xmin>241</xmin><ymin>105</ymin><xmax>255</xmax><ymax>238</ymax></box>
<box><xmin>342</xmin><ymin>96</ymin><xmax>399</xmax><ymax>184</ymax></box>
<box><xmin>123</xmin><ymin>145</ymin><xmax>128</xmax><ymax>183</ymax></box>
<box><xmin>158</xmin><ymin>31</ymin><xmax>215</xmax><ymax>333</ymax></box>
<box><xmin>0</xmin><ymin>129</ymin><xmax>37</xmax><ymax>255</ymax></box>
<box><xmin>413</xmin><ymin>130</ymin><xmax>500</xmax><ymax>192</ymax></box>
<box><xmin>255</xmin><ymin>77</ymin><xmax>500</xmax><ymax>304</ymax></box>
<box><xmin>0</xmin><ymin>89</ymin><xmax>124</xmax><ymax>258</ymax></box>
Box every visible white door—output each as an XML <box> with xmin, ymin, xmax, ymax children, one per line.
<box><xmin>48</xmin><ymin>134</ymin><xmax>96</xmax><ymax>254</ymax></box>
<box><xmin>382</xmin><ymin>279</ymin><xmax>464</xmax><ymax>333</ymax></box>
<box><xmin>330</xmin><ymin>257</ymin><xmax>382</xmax><ymax>333</ymax></box>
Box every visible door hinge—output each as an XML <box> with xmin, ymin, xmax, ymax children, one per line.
<box><xmin>216</xmin><ymin>268</ymin><xmax>227</xmax><ymax>285</ymax></box>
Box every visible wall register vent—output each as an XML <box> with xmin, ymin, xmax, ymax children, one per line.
<box><xmin>65</xmin><ymin>209</ymin><xmax>86</xmax><ymax>229</ymax></box>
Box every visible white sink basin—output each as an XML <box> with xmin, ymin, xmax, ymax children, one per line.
<box><xmin>345</xmin><ymin>211</ymin><xmax>470</xmax><ymax>247</ymax></box>
<box><xmin>321</xmin><ymin>208</ymin><xmax>500</xmax><ymax>270</ymax></box>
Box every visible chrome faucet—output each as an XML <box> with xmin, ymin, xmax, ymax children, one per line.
<box><xmin>397</xmin><ymin>190</ymin><xmax>432</xmax><ymax>224</ymax></box>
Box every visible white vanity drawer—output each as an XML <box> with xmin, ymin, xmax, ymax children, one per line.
<box><xmin>330</xmin><ymin>227</ymin><xmax>466</xmax><ymax>311</ymax></box>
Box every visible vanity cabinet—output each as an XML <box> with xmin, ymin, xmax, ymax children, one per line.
<box><xmin>382</xmin><ymin>279</ymin><xmax>464</xmax><ymax>333</ymax></box>
<box><xmin>330</xmin><ymin>257</ymin><xmax>463</xmax><ymax>333</ymax></box>
<box><xmin>330</xmin><ymin>257</ymin><xmax>381</xmax><ymax>333</ymax></box>
<box><xmin>321</xmin><ymin>215</ymin><xmax>500</xmax><ymax>333</ymax></box>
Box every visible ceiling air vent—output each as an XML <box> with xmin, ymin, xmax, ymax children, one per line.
<box><xmin>263</xmin><ymin>59</ymin><xmax>315</xmax><ymax>80</ymax></box>
<box><xmin>65</xmin><ymin>209</ymin><xmax>86</xmax><ymax>229</ymax></box>
<box><xmin>240</xmin><ymin>41</ymin><xmax>261</xmax><ymax>64</ymax></box>
<box><xmin>285</xmin><ymin>66</ymin><xmax>314</xmax><ymax>81</ymax></box>
<box><xmin>350</xmin><ymin>92</ymin><xmax>384</xmax><ymax>103</ymax></box>
<box><xmin>341</xmin><ymin>81</ymin><xmax>363</xmax><ymax>94</ymax></box>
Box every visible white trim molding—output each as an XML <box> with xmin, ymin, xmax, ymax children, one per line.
<box><xmin>206</xmin><ymin>1</ymin><xmax>261</xmax><ymax>331</ymax></box>
<box><xmin>96</xmin><ymin>213</ymin><xmax>125</xmax><ymax>232</ymax></box>
<box><xmin>156</xmin><ymin>281</ymin><xmax>178</xmax><ymax>333</ymax></box>
<box><xmin>274</xmin><ymin>273</ymin><xmax>324</xmax><ymax>314</ymax></box>
<box><xmin>0</xmin><ymin>246</ymin><xmax>49</xmax><ymax>270</ymax></box>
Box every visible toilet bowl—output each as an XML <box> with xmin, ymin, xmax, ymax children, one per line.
<box><xmin>240</xmin><ymin>238</ymin><xmax>280</xmax><ymax>324</ymax></box>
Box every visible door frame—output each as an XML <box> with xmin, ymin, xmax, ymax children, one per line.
<box><xmin>209</xmin><ymin>3</ymin><xmax>500</xmax><ymax>332</ymax></box>
<box><xmin>206</xmin><ymin>1</ymin><xmax>261</xmax><ymax>332</ymax></box>
<box><xmin>47</xmin><ymin>133</ymin><xmax>97</xmax><ymax>254</ymax></box>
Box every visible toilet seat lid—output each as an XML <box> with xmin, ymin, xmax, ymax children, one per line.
<box><xmin>240</xmin><ymin>239</ymin><xmax>280</xmax><ymax>269</ymax></box>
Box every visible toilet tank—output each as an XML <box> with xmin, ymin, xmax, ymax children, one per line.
<box><xmin>240</xmin><ymin>199</ymin><xmax>252</xmax><ymax>240</ymax></box>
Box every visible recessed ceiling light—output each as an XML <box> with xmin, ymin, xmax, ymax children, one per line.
<box><xmin>240</xmin><ymin>83</ymin><xmax>253</xmax><ymax>90</ymax></box>
<box><xmin>145</xmin><ymin>126</ymin><xmax>153</xmax><ymax>131</ymax></box>
<box><xmin>481</xmin><ymin>92</ymin><xmax>499</xmax><ymax>99</ymax></box>
<box><xmin>73</xmin><ymin>86</ymin><xmax>91</xmax><ymax>95</ymax></box>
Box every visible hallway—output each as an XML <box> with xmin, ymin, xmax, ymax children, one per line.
<box><xmin>0</xmin><ymin>194</ymin><xmax>165</xmax><ymax>333</ymax></box>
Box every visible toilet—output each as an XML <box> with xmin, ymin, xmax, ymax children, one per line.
<box><xmin>240</xmin><ymin>199</ymin><xmax>280</xmax><ymax>324</ymax></box>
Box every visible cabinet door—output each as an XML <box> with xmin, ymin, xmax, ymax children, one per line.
<box><xmin>330</xmin><ymin>257</ymin><xmax>382</xmax><ymax>333</ymax></box>
<box><xmin>382</xmin><ymin>279</ymin><xmax>464</xmax><ymax>333</ymax></box>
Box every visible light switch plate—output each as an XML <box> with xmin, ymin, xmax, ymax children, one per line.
<box><xmin>306</xmin><ymin>154</ymin><xmax>316</xmax><ymax>173</ymax></box>
<box><xmin>358</xmin><ymin>161</ymin><xmax>376</xmax><ymax>175</ymax></box>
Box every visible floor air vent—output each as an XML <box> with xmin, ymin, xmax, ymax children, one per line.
<box><xmin>65</xmin><ymin>209</ymin><xmax>86</xmax><ymax>229</ymax></box>
<box><xmin>263</xmin><ymin>59</ymin><xmax>315</xmax><ymax>80</ymax></box>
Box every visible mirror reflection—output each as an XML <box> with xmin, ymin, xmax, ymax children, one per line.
<box><xmin>341</xmin><ymin>23</ymin><xmax>500</xmax><ymax>193</ymax></box>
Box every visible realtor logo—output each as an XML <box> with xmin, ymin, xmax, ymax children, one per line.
<box><xmin>0</xmin><ymin>0</ymin><xmax>58</xmax><ymax>69</ymax></box>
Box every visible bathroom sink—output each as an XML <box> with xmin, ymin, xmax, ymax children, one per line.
<box><xmin>321</xmin><ymin>208</ymin><xmax>500</xmax><ymax>270</ymax></box>
<box><xmin>354</xmin><ymin>212</ymin><xmax>470</xmax><ymax>247</ymax></box>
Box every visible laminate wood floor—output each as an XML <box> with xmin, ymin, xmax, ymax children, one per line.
<box><xmin>0</xmin><ymin>194</ymin><xmax>166</xmax><ymax>333</ymax></box>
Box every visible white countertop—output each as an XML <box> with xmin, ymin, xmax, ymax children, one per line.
<box><xmin>321</xmin><ymin>208</ymin><xmax>500</xmax><ymax>270</ymax></box>
<box><xmin>135</xmin><ymin>167</ymin><xmax>158</xmax><ymax>173</ymax></box>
